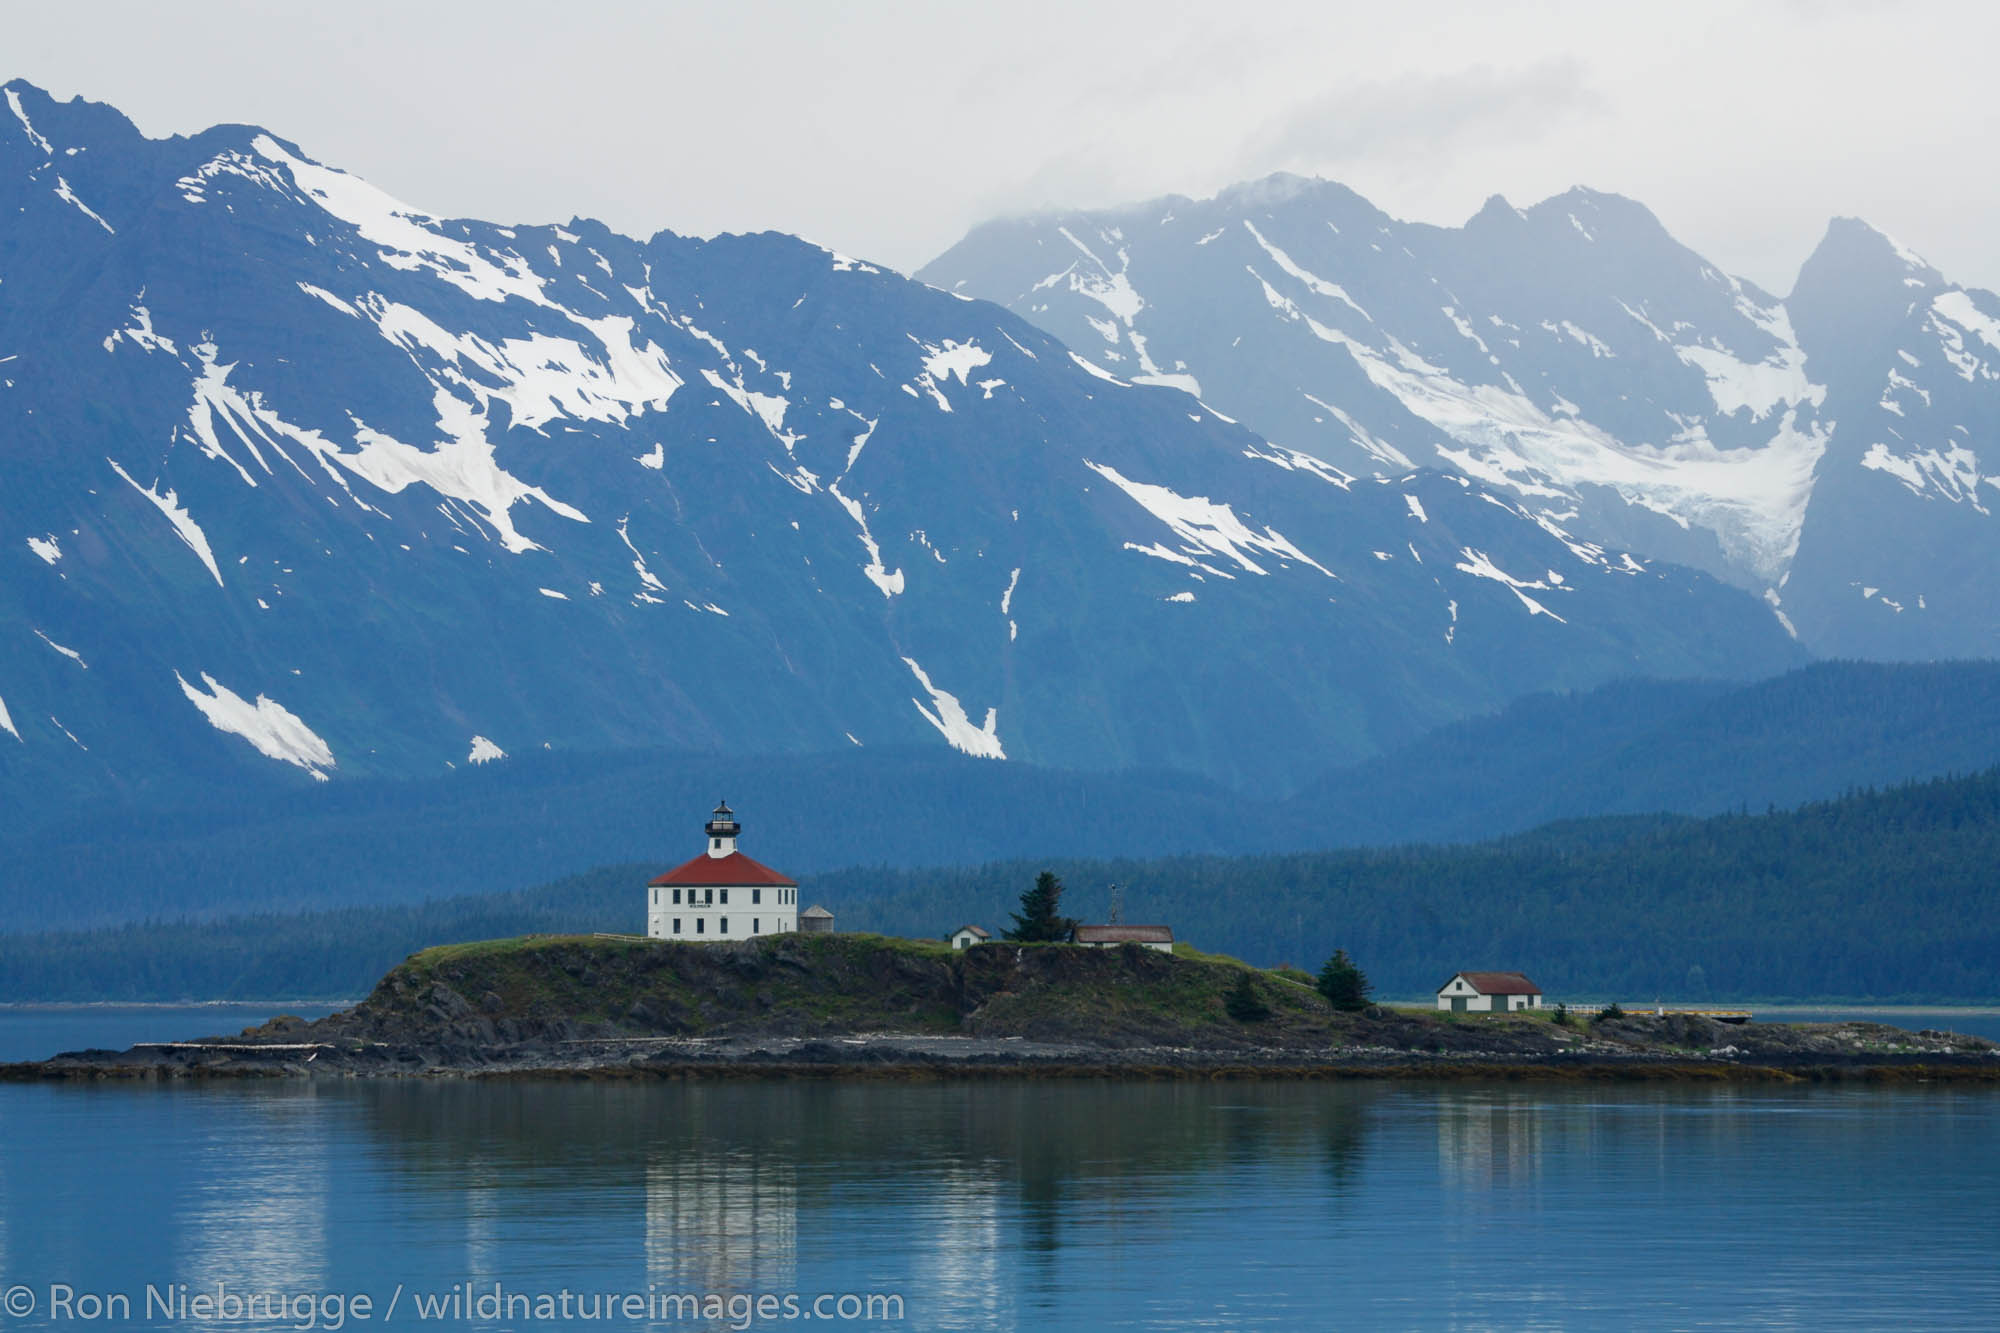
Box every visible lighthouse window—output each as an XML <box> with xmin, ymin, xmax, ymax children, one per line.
<box><xmin>705</xmin><ymin>889</ymin><xmax>713</xmax><ymax>905</ymax></box>
<box><xmin>754</xmin><ymin>919</ymin><xmax>761</xmax><ymax>933</ymax></box>
<box><xmin>721</xmin><ymin>890</ymin><xmax>729</xmax><ymax>905</ymax></box>
<box><xmin>712</xmin><ymin>838</ymin><xmax>720</xmax><ymax>850</ymax></box>
<box><xmin>753</xmin><ymin>889</ymin><xmax>762</xmax><ymax>905</ymax></box>
<box><xmin>672</xmin><ymin>889</ymin><xmax>681</xmax><ymax>905</ymax></box>
<box><xmin>672</xmin><ymin>919</ymin><xmax>681</xmax><ymax>935</ymax></box>
<box><xmin>696</xmin><ymin>918</ymin><xmax>705</xmax><ymax>934</ymax></box>
<box><xmin>720</xmin><ymin>917</ymin><xmax>730</xmax><ymax>934</ymax></box>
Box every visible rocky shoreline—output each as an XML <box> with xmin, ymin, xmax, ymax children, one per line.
<box><xmin>8</xmin><ymin>1021</ymin><xmax>2000</xmax><ymax>1085</ymax></box>
<box><xmin>6</xmin><ymin>934</ymin><xmax>1998</xmax><ymax>1084</ymax></box>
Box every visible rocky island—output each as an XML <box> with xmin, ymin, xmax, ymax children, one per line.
<box><xmin>4</xmin><ymin>933</ymin><xmax>1996</xmax><ymax>1083</ymax></box>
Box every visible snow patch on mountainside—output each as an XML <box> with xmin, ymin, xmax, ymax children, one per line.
<box><xmin>467</xmin><ymin>735</ymin><xmax>506</xmax><ymax>764</ymax></box>
<box><xmin>903</xmin><ymin>657</ymin><xmax>1004</xmax><ymax>759</ymax></box>
<box><xmin>176</xmin><ymin>149</ymin><xmax>292</xmax><ymax>204</ymax></box>
<box><xmin>254</xmin><ymin>135</ymin><xmax>551</xmax><ymax>308</ymax></box>
<box><xmin>830</xmin><ymin>482</ymin><xmax>904</xmax><ymax>597</ymax></box>
<box><xmin>921</xmin><ymin>339</ymin><xmax>992</xmax><ymax>386</ymax></box>
<box><xmin>170</xmin><ymin>335</ymin><xmax>589</xmax><ymax>556</ymax></box>
<box><xmin>6</xmin><ymin>88</ymin><xmax>53</xmax><ymax>156</ymax></box>
<box><xmin>1048</xmin><ymin>227</ymin><xmax>1144</xmax><ymax>325</ymax></box>
<box><xmin>1673</xmin><ymin>305</ymin><xmax>1823</xmax><ymax>420</ymax></box>
<box><xmin>298</xmin><ymin>283</ymin><xmax>360</xmax><ymax>318</ymax></box>
<box><xmin>34</xmin><ymin>630</ymin><xmax>85</xmax><ymax>668</ymax></box>
<box><xmin>1068</xmin><ymin>352</ymin><xmax>1128</xmax><ymax>386</ymax></box>
<box><xmin>176</xmin><ymin>670</ymin><xmax>334</xmax><ymax>778</ymax></box>
<box><xmin>0</xmin><ymin>690</ymin><xmax>17</xmax><ymax>742</ymax></box>
<box><xmin>1126</xmin><ymin>330</ymin><xmax>1202</xmax><ymax>397</ymax></box>
<box><xmin>1933</xmin><ymin>291</ymin><xmax>2000</xmax><ymax>364</ymax></box>
<box><xmin>374</xmin><ymin>301</ymin><xmax>682</xmax><ymax>432</ymax></box>
<box><xmin>104</xmin><ymin>305</ymin><xmax>176</xmax><ymax>355</ymax></box>
<box><xmin>53</xmin><ymin>176</ymin><xmax>114</xmax><ymax>233</ymax></box>
<box><xmin>108</xmin><ymin>459</ymin><xmax>224</xmax><ymax>586</ymax></box>
<box><xmin>1313</xmin><ymin>322</ymin><xmax>1825</xmax><ymax>581</ymax></box>
<box><xmin>344</xmin><ymin>392</ymin><xmax>589</xmax><ymax>554</ymax></box>
<box><xmin>615</xmin><ymin>516</ymin><xmax>671</xmax><ymax>601</ymax></box>
<box><xmin>1304</xmin><ymin>392</ymin><xmax>1411</xmax><ymax>469</ymax></box>
<box><xmin>1860</xmin><ymin>442</ymin><xmax>1994</xmax><ymax>512</ymax></box>
<box><xmin>1454</xmin><ymin>549</ymin><xmax>1567</xmax><ymax>622</ymax></box>
<box><xmin>1242</xmin><ymin>442</ymin><xmax>1357</xmax><ymax>489</ymax></box>
<box><xmin>26</xmin><ymin>535</ymin><xmax>61</xmax><ymax>565</ymax></box>
<box><xmin>1086</xmin><ymin>461</ymin><xmax>1333</xmax><ymax>577</ymax></box>
<box><xmin>1242</xmin><ymin>220</ymin><xmax>1371</xmax><ymax>321</ymax></box>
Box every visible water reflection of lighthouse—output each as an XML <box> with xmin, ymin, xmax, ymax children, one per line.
<box><xmin>181</xmin><ymin>1089</ymin><xmax>330</xmax><ymax>1293</ymax></box>
<box><xmin>645</xmin><ymin>1148</ymin><xmax>797</xmax><ymax>1296</ymax></box>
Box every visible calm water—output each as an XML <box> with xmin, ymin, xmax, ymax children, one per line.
<box><xmin>2</xmin><ymin>1013</ymin><xmax>1998</xmax><ymax>1330</ymax></box>
<box><xmin>1</xmin><ymin>1079</ymin><xmax>1997</xmax><ymax>1328</ymax></box>
<box><xmin>0</xmin><ymin>1006</ymin><xmax>342</xmax><ymax>1065</ymax></box>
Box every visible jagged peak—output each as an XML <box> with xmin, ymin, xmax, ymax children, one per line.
<box><xmin>1814</xmin><ymin>216</ymin><xmax>1940</xmax><ymax>278</ymax></box>
<box><xmin>1207</xmin><ymin>171</ymin><xmax>1380</xmax><ymax>219</ymax></box>
<box><xmin>1789</xmin><ymin>216</ymin><xmax>1947</xmax><ymax>309</ymax></box>
<box><xmin>1</xmin><ymin>78</ymin><xmax>145</xmax><ymax>149</ymax></box>
<box><xmin>1213</xmin><ymin>170</ymin><xmax>1320</xmax><ymax>207</ymax></box>
<box><xmin>1521</xmin><ymin>185</ymin><xmax>1671</xmax><ymax>240</ymax></box>
<box><xmin>1466</xmin><ymin>193</ymin><xmax>1524</xmax><ymax>228</ymax></box>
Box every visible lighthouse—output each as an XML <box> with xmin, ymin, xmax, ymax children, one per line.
<box><xmin>645</xmin><ymin>801</ymin><xmax>800</xmax><ymax>941</ymax></box>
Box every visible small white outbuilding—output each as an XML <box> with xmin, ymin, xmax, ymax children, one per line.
<box><xmin>948</xmin><ymin>924</ymin><xmax>991</xmax><ymax>950</ymax></box>
<box><xmin>1437</xmin><ymin>971</ymin><xmax>1544</xmax><ymax>1013</ymax></box>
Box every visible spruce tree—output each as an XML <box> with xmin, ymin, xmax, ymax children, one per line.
<box><xmin>1225</xmin><ymin>971</ymin><xmax>1273</xmax><ymax>1022</ymax></box>
<box><xmin>1005</xmin><ymin>870</ymin><xmax>1076</xmax><ymax>942</ymax></box>
<box><xmin>1316</xmin><ymin>948</ymin><xmax>1372</xmax><ymax>1011</ymax></box>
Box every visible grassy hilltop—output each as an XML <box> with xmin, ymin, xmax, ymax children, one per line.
<box><xmin>319</xmin><ymin>932</ymin><xmax>1340</xmax><ymax>1050</ymax></box>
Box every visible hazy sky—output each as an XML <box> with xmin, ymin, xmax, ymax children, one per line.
<box><xmin>8</xmin><ymin>0</ymin><xmax>1998</xmax><ymax>293</ymax></box>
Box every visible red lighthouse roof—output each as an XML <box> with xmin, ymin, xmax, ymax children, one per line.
<box><xmin>648</xmin><ymin>852</ymin><xmax>797</xmax><ymax>889</ymax></box>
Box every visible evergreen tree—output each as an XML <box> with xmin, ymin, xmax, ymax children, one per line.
<box><xmin>1317</xmin><ymin>949</ymin><xmax>1371</xmax><ymax>1011</ymax></box>
<box><xmin>1005</xmin><ymin>870</ymin><xmax>1076</xmax><ymax>942</ymax></box>
<box><xmin>1225</xmin><ymin>971</ymin><xmax>1272</xmax><ymax>1022</ymax></box>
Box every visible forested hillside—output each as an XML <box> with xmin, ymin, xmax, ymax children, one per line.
<box><xmin>9</xmin><ymin>660</ymin><xmax>1999</xmax><ymax>932</ymax></box>
<box><xmin>0</xmin><ymin>749</ymin><xmax>1272</xmax><ymax>931</ymax></box>
<box><xmin>1290</xmin><ymin>659</ymin><xmax>2000</xmax><ymax>843</ymax></box>
<box><xmin>8</xmin><ymin>768</ymin><xmax>1999</xmax><ymax>1003</ymax></box>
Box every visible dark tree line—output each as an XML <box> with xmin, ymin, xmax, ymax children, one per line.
<box><xmin>6</xmin><ymin>768</ymin><xmax>2000</xmax><ymax>1002</ymax></box>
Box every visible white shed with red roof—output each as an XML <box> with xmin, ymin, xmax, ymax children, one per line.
<box><xmin>1437</xmin><ymin>971</ymin><xmax>1544</xmax><ymax>1013</ymax></box>
<box><xmin>646</xmin><ymin>802</ymin><xmax>801</xmax><ymax>941</ymax></box>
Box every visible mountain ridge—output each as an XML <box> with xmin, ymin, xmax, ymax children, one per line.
<box><xmin>921</xmin><ymin>170</ymin><xmax>2000</xmax><ymax>658</ymax></box>
<box><xmin>0</xmin><ymin>81</ymin><xmax>1797</xmax><ymax>826</ymax></box>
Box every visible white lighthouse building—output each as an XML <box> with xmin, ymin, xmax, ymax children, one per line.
<box><xmin>646</xmin><ymin>801</ymin><xmax>800</xmax><ymax>941</ymax></box>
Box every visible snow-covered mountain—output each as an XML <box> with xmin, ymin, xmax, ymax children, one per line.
<box><xmin>0</xmin><ymin>83</ymin><xmax>1798</xmax><ymax>826</ymax></box>
<box><xmin>921</xmin><ymin>175</ymin><xmax>2000</xmax><ymax>657</ymax></box>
